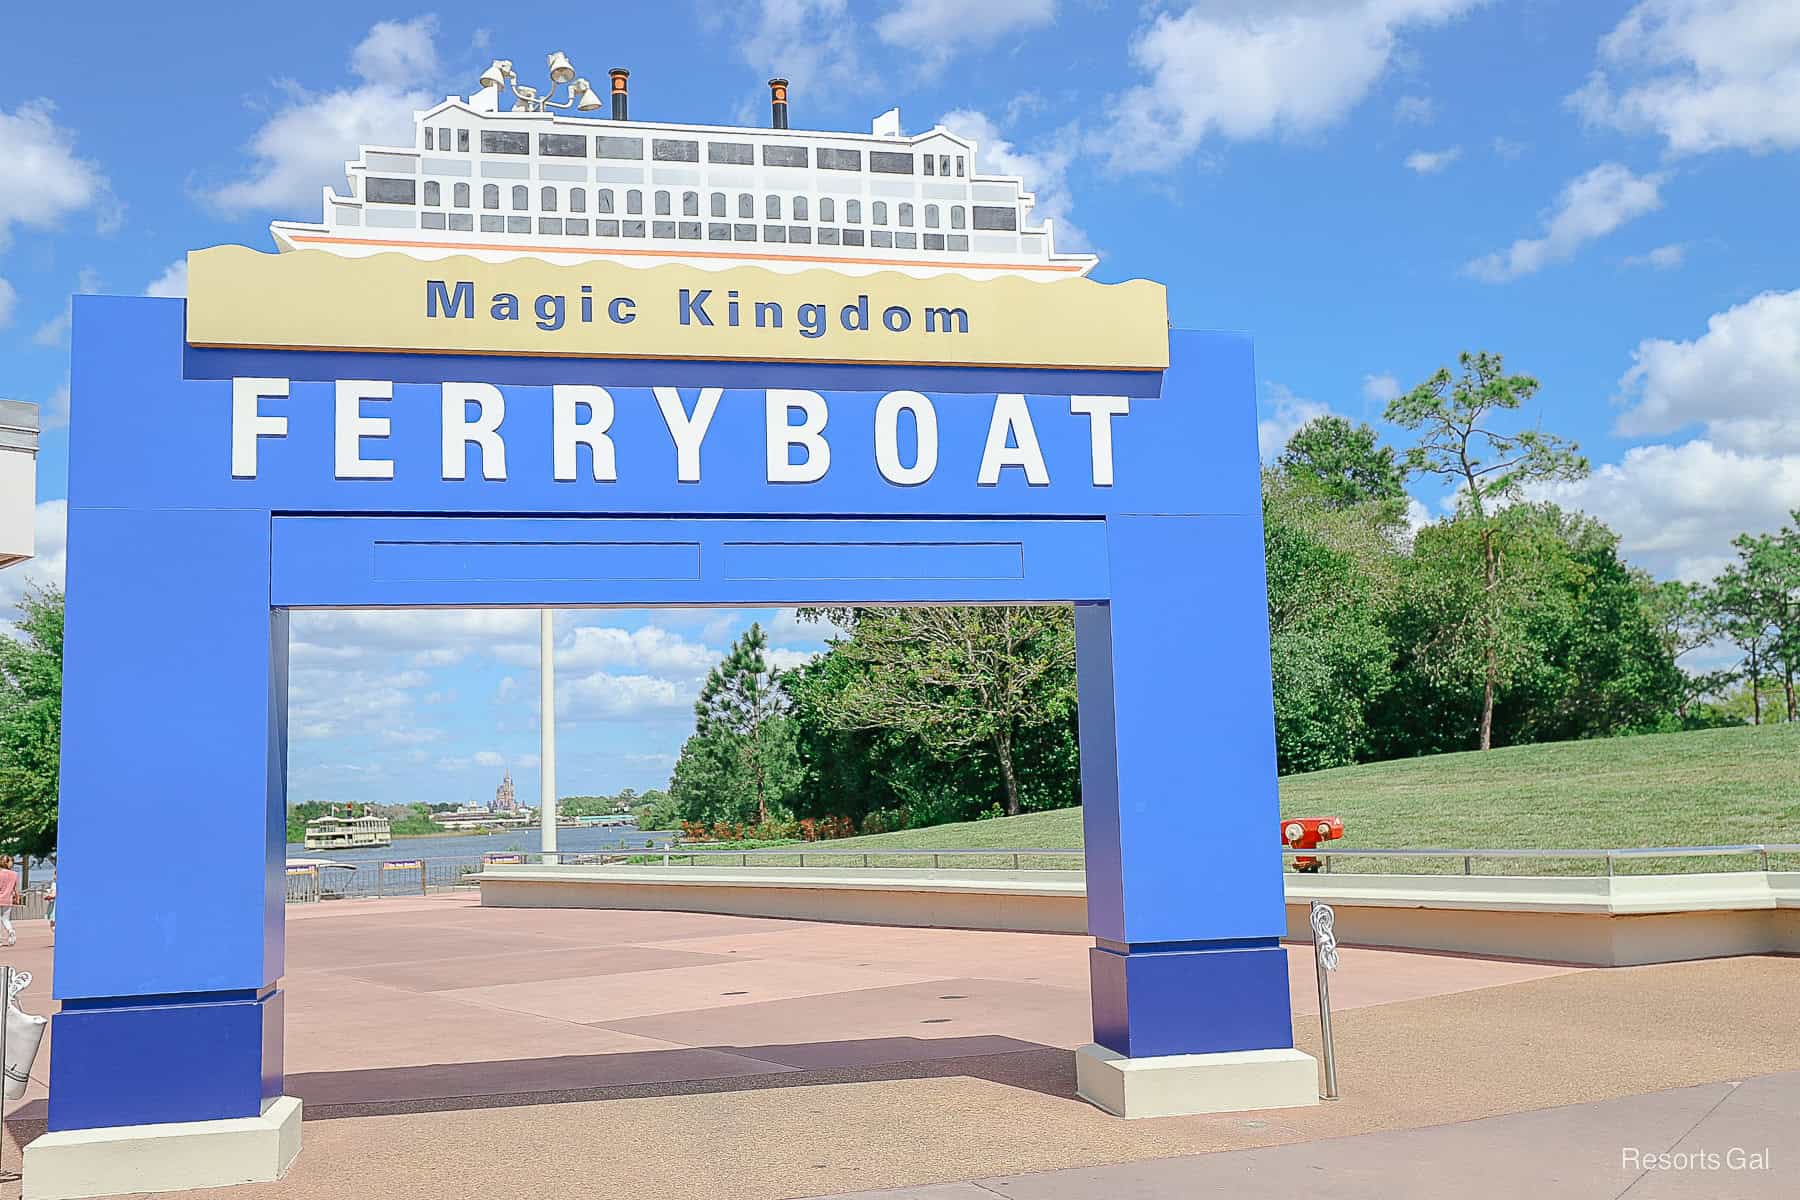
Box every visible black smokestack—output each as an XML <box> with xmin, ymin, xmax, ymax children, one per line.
<box><xmin>610</xmin><ymin>68</ymin><xmax>629</xmax><ymax>121</ymax></box>
<box><xmin>769</xmin><ymin>78</ymin><xmax>789</xmax><ymax>129</ymax></box>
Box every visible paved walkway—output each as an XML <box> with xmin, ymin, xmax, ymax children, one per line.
<box><xmin>0</xmin><ymin>893</ymin><xmax>1795</xmax><ymax>1198</ymax></box>
<box><xmin>828</xmin><ymin>1072</ymin><xmax>1795</xmax><ymax>1198</ymax></box>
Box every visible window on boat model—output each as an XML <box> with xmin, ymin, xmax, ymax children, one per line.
<box><xmin>711</xmin><ymin>192</ymin><xmax>726</xmax><ymax>218</ymax></box>
<box><xmin>763</xmin><ymin>144</ymin><xmax>807</xmax><ymax>168</ymax></box>
<box><xmin>540</xmin><ymin>132</ymin><xmax>588</xmax><ymax>158</ymax></box>
<box><xmin>655</xmin><ymin>190</ymin><xmax>671</xmax><ymax>216</ymax></box>
<box><xmin>922</xmin><ymin>154</ymin><xmax>932</xmax><ymax>175</ymax></box>
<box><xmin>793</xmin><ymin>196</ymin><xmax>809</xmax><ymax>221</ymax></box>
<box><xmin>481</xmin><ymin>130</ymin><xmax>529</xmax><ymax>156</ymax></box>
<box><xmin>424</xmin><ymin>128</ymin><xmax>433</xmax><ymax>150</ymax></box>
<box><xmin>626</xmin><ymin>189</ymin><xmax>643</xmax><ymax>215</ymax></box>
<box><xmin>483</xmin><ymin>184</ymin><xmax>499</xmax><ymax>209</ymax></box>
<box><xmin>955</xmin><ymin>156</ymin><xmax>965</xmax><ymax>176</ymax></box>
<box><xmin>596</xmin><ymin>136</ymin><xmax>643</xmax><ymax>160</ymax></box>
<box><xmin>846</xmin><ymin>199</ymin><xmax>861</xmax><ymax>223</ymax></box>
<box><xmin>819</xmin><ymin>197</ymin><xmax>835</xmax><ymax>223</ymax></box>
<box><xmin>925</xmin><ymin>204</ymin><xmax>939</xmax><ymax>229</ymax></box>
<box><xmin>652</xmin><ymin>139</ymin><xmax>700</xmax><ymax>162</ymax></box>
<box><xmin>423</xmin><ymin>181</ymin><xmax>441</xmax><ymax>206</ymax></box>
<box><xmin>940</xmin><ymin>155</ymin><xmax>951</xmax><ymax>176</ymax></box>
<box><xmin>708</xmin><ymin>141</ymin><xmax>754</xmax><ymax>165</ymax></box>
<box><xmin>766</xmin><ymin>194</ymin><xmax>781</xmax><ymax>220</ymax></box>
<box><xmin>457</xmin><ymin>129</ymin><xmax>470</xmax><ymax>153</ymax></box>
<box><xmin>454</xmin><ymin>182</ymin><xmax>470</xmax><ymax>208</ymax></box>
<box><xmin>869</xmin><ymin>150</ymin><xmax>913</xmax><ymax>174</ymax></box>
<box><xmin>816</xmin><ymin>147</ymin><xmax>861</xmax><ymax>171</ymax></box>
<box><xmin>872</xmin><ymin>201</ymin><xmax>888</xmax><ymax>225</ymax></box>
<box><xmin>684</xmin><ymin>191</ymin><xmax>699</xmax><ymax>216</ymax></box>
<box><xmin>511</xmin><ymin>185</ymin><xmax>529</xmax><ymax>210</ymax></box>
<box><xmin>898</xmin><ymin>202</ymin><xmax>914</xmax><ymax>227</ymax></box>
<box><xmin>541</xmin><ymin>186</ymin><xmax>558</xmax><ymax>212</ymax></box>
<box><xmin>597</xmin><ymin>188</ymin><xmax>615</xmax><ymax>214</ymax></box>
<box><xmin>569</xmin><ymin>188</ymin><xmax>586</xmax><ymax>213</ymax></box>
<box><xmin>973</xmin><ymin>205</ymin><xmax>1017</xmax><ymax>231</ymax></box>
<box><xmin>738</xmin><ymin>193</ymin><xmax>754</xmax><ymax>219</ymax></box>
<box><xmin>950</xmin><ymin>205</ymin><xmax>965</xmax><ymax>229</ymax></box>
<box><xmin>365</xmin><ymin>177</ymin><xmax>416</xmax><ymax>205</ymax></box>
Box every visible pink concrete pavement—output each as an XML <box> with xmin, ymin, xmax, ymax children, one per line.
<box><xmin>3</xmin><ymin>893</ymin><xmax>1792</xmax><ymax>1200</ymax></box>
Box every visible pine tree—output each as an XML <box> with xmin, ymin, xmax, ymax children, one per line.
<box><xmin>693</xmin><ymin>623</ymin><xmax>788</xmax><ymax>825</ymax></box>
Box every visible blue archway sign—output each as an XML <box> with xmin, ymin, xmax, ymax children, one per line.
<box><xmin>45</xmin><ymin>275</ymin><xmax>1314</xmax><ymax>1168</ymax></box>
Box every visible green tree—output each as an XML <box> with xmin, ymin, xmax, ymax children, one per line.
<box><xmin>1644</xmin><ymin>579</ymin><xmax>1725</xmax><ymax>720</ymax></box>
<box><xmin>1276</xmin><ymin>415</ymin><xmax>1406</xmax><ymax>517</ymax></box>
<box><xmin>1261</xmin><ymin>471</ymin><xmax>1398</xmax><ymax>771</ymax></box>
<box><xmin>805</xmin><ymin>606</ymin><xmax>1076</xmax><ymax>817</ymax></box>
<box><xmin>1386</xmin><ymin>351</ymin><xmax>1588</xmax><ymax>749</ymax></box>
<box><xmin>0</xmin><ymin>587</ymin><xmax>64</xmax><ymax>876</ymax></box>
<box><xmin>1727</xmin><ymin>514</ymin><xmax>1800</xmax><ymax>722</ymax></box>
<box><xmin>1711</xmin><ymin>564</ymin><xmax>1778</xmax><ymax>725</ymax></box>
<box><xmin>691</xmin><ymin>623</ymin><xmax>790</xmax><ymax>825</ymax></box>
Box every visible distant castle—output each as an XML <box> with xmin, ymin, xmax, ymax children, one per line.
<box><xmin>494</xmin><ymin>770</ymin><xmax>517</xmax><ymax>812</ymax></box>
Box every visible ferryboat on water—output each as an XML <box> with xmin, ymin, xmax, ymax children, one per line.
<box><xmin>303</xmin><ymin>808</ymin><xmax>392</xmax><ymax>851</ymax></box>
<box><xmin>270</xmin><ymin>53</ymin><xmax>1095</xmax><ymax>280</ymax></box>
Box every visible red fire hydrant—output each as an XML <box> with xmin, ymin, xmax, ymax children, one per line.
<box><xmin>1282</xmin><ymin>816</ymin><xmax>1344</xmax><ymax>872</ymax></box>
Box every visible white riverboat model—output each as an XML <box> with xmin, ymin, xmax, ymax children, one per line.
<box><xmin>270</xmin><ymin>52</ymin><xmax>1096</xmax><ymax>280</ymax></box>
<box><xmin>303</xmin><ymin>810</ymin><xmax>392</xmax><ymax>851</ymax></box>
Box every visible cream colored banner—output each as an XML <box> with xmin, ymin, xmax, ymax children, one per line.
<box><xmin>184</xmin><ymin>246</ymin><xmax>1168</xmax><ymax>371</ymax></box>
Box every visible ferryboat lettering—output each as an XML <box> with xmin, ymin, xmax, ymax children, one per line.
<box><xmin>229</xmin><ymin>379</ymin><xmax>1126</xmax><ymax>488</ymax></box>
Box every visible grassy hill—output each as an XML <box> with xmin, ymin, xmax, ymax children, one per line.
<box><xmin>771</xmin><ymin>723</ymin><xmax>1800</xmax><ymax>874</ymax></box>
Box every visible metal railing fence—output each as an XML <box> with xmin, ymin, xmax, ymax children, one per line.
<box><xmin>279</xmin><ymin>841</ymin><xmax>1800</xmax><ymax>903</ymax></box>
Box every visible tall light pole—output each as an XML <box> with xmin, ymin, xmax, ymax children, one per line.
<box><xmin>539</xmin><ymin>609</ymin><xmax>558</xmax><ymax>858</ymax></box>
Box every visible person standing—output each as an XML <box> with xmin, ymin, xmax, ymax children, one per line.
<box><xmin>0</xmin><ymin>855</ymin><xmax>16</xmax><ymax>946</ymax></box>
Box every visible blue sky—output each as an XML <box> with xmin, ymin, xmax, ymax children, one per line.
<box><xmin>2</xmin><ymin>1</ymin><xmax>1798</xmax><ymax>805</ymax></box>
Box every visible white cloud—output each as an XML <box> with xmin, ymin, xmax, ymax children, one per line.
<box><xmin>290</xmin><ymin>608</ymin><xmax>537</xmax><ymax>668</ymax></box>
<box><xmin>542</xmin><ymin>624</ymin><xmax>722</xmax><ymax>678</ymax></box>
<box><xmin>210</xmin><ymin>17</ymin><xmax>442</xmax><ymax>215</ymax></box>
<box><xmin>0</xmin><ymin>100</ymin><xmax>111</xmax><ymax>248</ymax></box>
<box><xmin>1490</xmin><ymin>136</ymin><xmax>1526</xmax><ymax>160</ymax></box>
<box><xmin>144</xmin><ymin>259</ymin><xmax>188</xmax><ymax>297</ymax></box>
<box><xmin>1535</xmin><ymin>440</ymin><xmax>1800</xmax><ymax>581</ymax></box>
<box><xmin>32</xmin><ymin>267</ymin><xmax>102</xmax><ymax>349</ymax></box>
<box><xmin>0</xmin><ymin>278</ymin><xmax>13</xmax><ymax>328</ymax></box>
<box><xmin>939</xmin><ymin>108</ymin><xmax>1087</xmax><ymax>250</ymax></box>
<box><xmin>1463</xmin><ymin>163</ymin><xmax>1662</xmax><ymax>283</ymax></box>
<box><xmin>381</xmin><ymin>727</ymin><xmax>444</xmax><ymax>745</ymax></box>
<box><xmin>1258</xmin><ymin>383</ymin><xmax>1332</xmax><ymax>461</ymax></box>
<box><xmin>1571</xmin><ymin>0</ymin><xmax>1800</xmax><ymax>155</ymax></box>
<box><xmin>1102</xmin><ymin>0</ymin><xmax>1482</xmax><ymax>170</ymax></box>
<box><xmin>287</xmin><ymin>664</ymin><xmax>429</xmax><ymax>740</ymax></box>
<box><xmin>1361</xmin><ymin>373</ymin><xmax>1402</xmax><ymax>405</ymax></box>
<box><xmin>558</xmin><ymin>672</ymin><xmax>688</xmax><ymax>720</ymax></box>
<box><xmin>1404</xmin><ymin>146</ymin><xmax>1461</xmax><ymax>173</ymax></box>
<box><xmin>876</xmin><ymin>0</ymin><xmax>1055</xmax><ymax>71</ymax></box>
<box><xmin>43</xmin><ymin>381</ymin><xmax>69</xmax><ymax>430</ymax></box>
<box><xmin>1622</xmin><ymin>242</ymin><xmax>1687</xmax><ymax>270</ymax></box>
<box><xmin>731</xmin><ymin>1</ymin><xmax>868</xmax><ymax>98</ymax></box>
<box><xmin>1613</xmin><ymin>288</ymin><xmax>1800</xmax><ymax>453</ymax></box>
<box><xmin>1393</xmin><ymin>94</ymin><xmax>1436</xmax><ymax>124</ymax></box>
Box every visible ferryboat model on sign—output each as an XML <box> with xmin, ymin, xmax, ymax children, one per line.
<box><xmin>270</xmin><ymin>51</ymin><xmax>1095</xmax><ymax>280</ymax></box>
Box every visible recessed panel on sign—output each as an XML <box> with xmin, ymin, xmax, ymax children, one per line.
<box><xmin>371</xmin><ymin>540</ymin><xmax>701</xmax><ymax>582</ymax></box>
<box><xmin>720</xmin><ymin>541</ymin><xmax>1024</xmax><ymax>581</ymax></box>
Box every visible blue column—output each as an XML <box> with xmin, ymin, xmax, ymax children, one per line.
<box><xmin>1075</xmin><ymin>513</ymin><xmax>1295</xmax><ymax>1058</ymax></box>
<box><xmin>49</xmin><ymin>505</ymin><xmax>287</xmax><ymax>1130</ymax></box>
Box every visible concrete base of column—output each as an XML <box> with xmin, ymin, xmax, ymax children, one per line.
<box><xmin>1075</xmin><ymin>1043</ymin><xmax>1319</xmax><ymax>1118</ymax></box>
<box><xmin>22</xmin><ymin>1096</ymin><xmax>301</xmax><ymax>1199</ymax></box>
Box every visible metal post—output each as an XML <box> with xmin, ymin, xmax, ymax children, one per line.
<box><xmin>1</xmin><ymin>964</ymin><xmax>15</xmax><ymax>1184</ymax></box>
<box><xmin>1463</xmin><ymin>855</ymin><xmax>1472</xmax><ymax>876</ymax></box>
<box><xmin>1013</xmin><ymin>853</ymin><xmax>1020</xmax><ymax>870</ymax></box>
<box><xmin>1309</xmin><ymin>901</ymin><xmax>1340</xmax><ymax>1101</ymax></box>
<box><xmin>539</xmin><ymin>609</ymin><xmax>558</xmax><ymax>859</ymax></box>
<box><xmin>419</xmin><ymin>861</ymin><xmax>427</xmax><ymax>896</ymax></box>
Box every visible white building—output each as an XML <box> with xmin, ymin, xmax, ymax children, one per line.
<box><xmin>270</xmin><ymin>59</ymin><xmax>1095</xmax><ymax>280</ymax></box>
